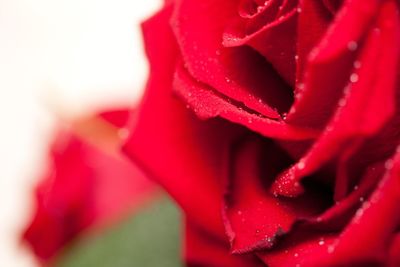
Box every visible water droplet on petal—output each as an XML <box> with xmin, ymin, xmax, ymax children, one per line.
<box><xmin>353</xmin><ymin>61</ymin><xmax>361</xmax><ymax>69</ymax></box>
<box><xmin>355</xmin><ymin>207</ymin><xmax>364</xmax><ymax>218</ymax></box>
<box><xmin>350</xmin><ymin>73</ymin><xmax>359</xmax><ymax>83</ymax></box>
<box><xmin>339</xmin><ymin>98</ymin><xmax>347</xmax><ymax>106</ymax></box>
<box><xmin>297</xmin><ymin>161</ymin><xmax>305</xmax><ymax>170</ymax></box>
<box><xmin>265</xmin><ymin>236</ymin><xmax>273</xmax><ymax>244</ymax></box>
<box><xmin>347</xmin><ymin>41</ymin><xmax>358</xmax><ymax>51</ymax></box>
<box><xmin>385</xmin><ymin>159</ymin><xmax>394</xmax><ymax>169</ymax></box>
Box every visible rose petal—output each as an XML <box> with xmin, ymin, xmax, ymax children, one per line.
<box><xmin>238</xmin><ymin>0</ymin><xmax>281</xmax><ymax>19</ymax></box>
<box><xmin>23</xmin><ymin>135</ymin><xmax>95</xmax><ymax>261</ymax></box>
<box><xmin>272</xmin><ymin>1</ymin><xmax>400</xmax><ymax>197</ymax></box>
<box><xmin>172</xmin><ymin>0</ymin><xmax>292</xmax><ymax>118</ymax></box>
<box><xmin>185</xmin><ymin>219</ymin><xmax>264</xmax><ymax>267</ymax></box>
<box><xmin>389</xmin><ymin>233</ymin><xmax>400</xmax><ymax>267</ymax></box>
<box><xmin>123</xmin><ymin>4</ymin><xmax>244</xmax><ymax>239</ymax></box>
<box><xmin>264</xmin><ymin>145</ymin><xmax>400</xmax><ymax>267</ymax></box>
<box><xmin>174</xmin><ymin>63</ymin><xmax>319</xmax><ymax>140</ymax></box>
<box><xmin>261</xmin><ymin>143</ymin><xmax>400</xmax><ymax>266</ymax></box>
<box><xmin>223</xmin><ymin>136</ymin><xmax>329</xmax><ymax>254</ymax></box>
<box><xmin>323</xmin><ymin>0</ymin><xmax>343</xmax><ymax>15</ymax></box>
<box><xmin>306</xmin><ymin>162</ymin><xmax>383</xmax><ymax>231</ymax></box>
<box><xmin>258</xmin><ymin>232</ymin><xmax>337</xmax><ymax>267</ymax></box>
<box><xmin>333</xmin><ymin>138</ymin><xmax>365</xmax><ymax>201</ymax></box>
<box><xmin>325</xmin><ymin>147</ymin><xmax>400</xmax><ymax>265</ymax></box>
<box><xmin>287</xmin><ymin>0</ymin><xmax>381</xmax><ymax>128</ymax></box>
<box><xmin>223</xmin><ymin>1</ymin><xmax>297</xmax><ymax>84</ymax></box>
<box><xmin>23</xmin><ymin>116</ymin><xmax>155</xmax><ymax>262</ymax></box>
<box><xmin>296</xmin><ymin>0</ymin><xmax>332</xmax><ymax>81</ymax></box>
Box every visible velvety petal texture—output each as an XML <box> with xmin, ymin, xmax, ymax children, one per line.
<box><xmin>123</xmin><ymin>5</ymin><xmax>246</xmax><ymax>240</ymax></box>
<box><xmin>124</xmin><ymin>0</ymin><xmax>400</xmax><ymax>265</ymax></box>
<box><xmin>185</xmin><ymin>219</ymin><xmax>264</xmax><ymax>267</ymax></box>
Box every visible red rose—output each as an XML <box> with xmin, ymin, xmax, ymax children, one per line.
<box><xmin>123</xmin><ymin>0</ymin><xmax>400</xmax><ymax>266</ymax></box>
<box><xmin>23</xmin><ymin>109</ymin><xmax>156</xmax><ymax>264</ymax></box>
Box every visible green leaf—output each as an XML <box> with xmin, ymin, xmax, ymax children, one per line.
<box><xmin>57</xmin><ymin>195</ymin><xmax>182</xmax><ymax>267</ymax></box>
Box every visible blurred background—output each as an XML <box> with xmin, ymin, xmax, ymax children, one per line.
<box><xmin>0</xmin><ymin>0</ymin><xmax>165</xmax><ymax>266</ymax></box>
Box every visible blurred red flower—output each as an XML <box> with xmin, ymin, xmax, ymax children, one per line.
<box><xmin>23</xmin><ymin>109</ymin><xmax>157</xmax><ymax>265</ymax></box>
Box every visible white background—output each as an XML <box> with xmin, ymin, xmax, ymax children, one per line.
<box><xmin>0</xmin><ymin>0</ymin><xmax>161</xmax><ymax>266</ymax></box>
